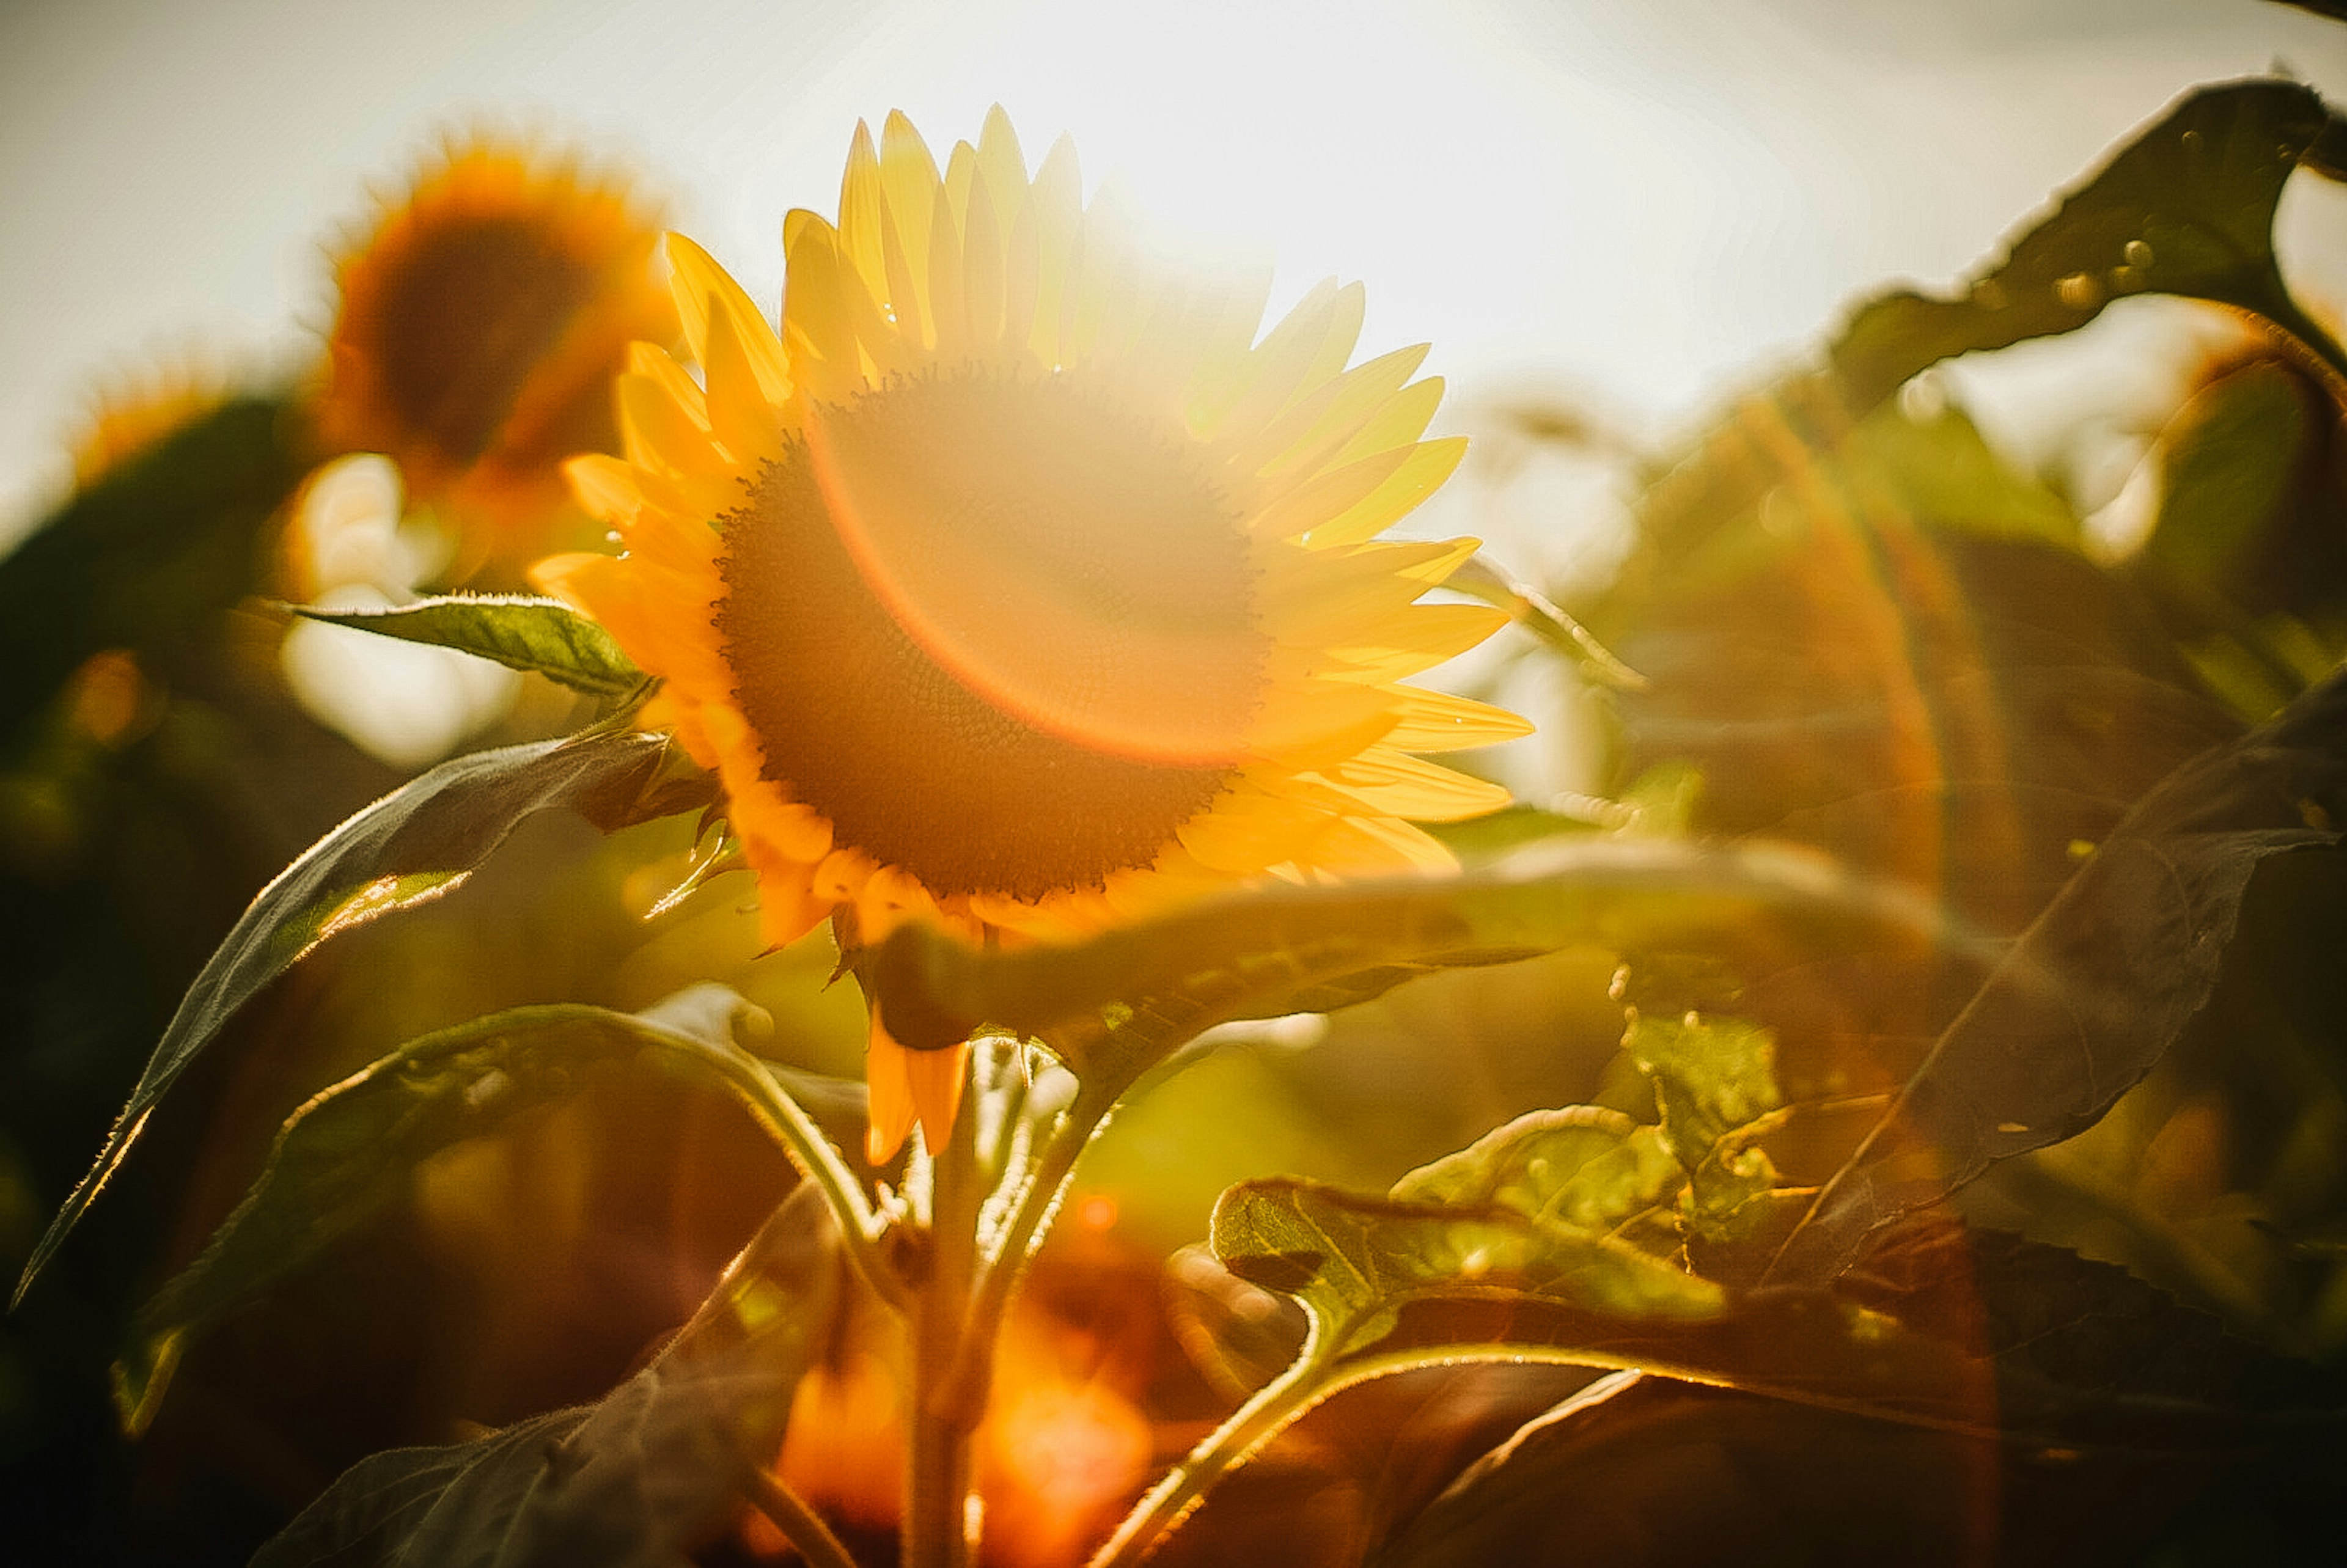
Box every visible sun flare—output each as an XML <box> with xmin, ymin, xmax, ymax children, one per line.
<box><xmin>535</xmin><ymin>108</ymin><xmax>1530</xmax><ymax>1161</ymax></box>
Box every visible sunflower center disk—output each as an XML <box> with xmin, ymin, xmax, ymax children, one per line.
<box><xmin>374</xmin><ymin>215</ymin><xmax>601</xmax><ymax>466</ymax></box>
<box><xmin>718</xmin><ymin>370</ymin><xmax>1270</xmax><ymax>902</ymax></box>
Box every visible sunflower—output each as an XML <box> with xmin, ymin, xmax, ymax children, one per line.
<box><xmin>318</xmin><ymin>136</ymin><xmax>675</xmax><ymax>573</ymax></box>
<box><xmin>68</xmin><ymin>360</ymin><xmax>229</xmax><ymax>492</ymax></box>
<box><xmin>535</xmin><ymin>108</ymin><xmax>1531</xmax><ymax>1163</ymax></box>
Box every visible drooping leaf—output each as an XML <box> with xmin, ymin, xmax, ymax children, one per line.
<box><xmin>1773</xmin><ymin>667</ymin><xmax>2347</xmax><ymax>1280</ymax></box>
<box><xmin>1376</xmin><ymin>1226</ymin><xmax>2347</xmax><ymax>1568</ymax></box>
<box><xmin>1829</xmin><ymin>78</ymin><xmax>2343</xmax><ymax>413</ymax></box>
<box><xmin>13</xmin><ymin>728</ymin><xmax>711</xmax><ymax>1307</ymax></box>
<box><xmin>1631</xmin><ymin>79</ymin><xmax>2340</xmax><ymax>592</ymax></box>
<box><xmin>1369</xmin><ymin>1376</ymin><xmax>1996</xmax><ymax>1568</ymax></box>
<box><xmin>868</xmin><ymin>837</ymin><xmax>1974</xmax><ymax>1093</ymax></box>
<box><xmin>111</xmin><ymin>985</ymin><xmax>850</xmax><ymax>1434</ymax></box>
<box><xmin>1620</xmin><ymin>401</ymin><xmax>2241</xmax><ymax>940</ymax></box>
<box><xmin>2141</xmin><ymin>359</ymin><xmax>2317</xmax><ymax>598</ymax></box>
<box><xmin>292</xmin><ymin>596</ymin><xmax>644</xmax><ymax>698</ymax></box>
<box><xmin>1842</xmin><ymin>1222</ymin><xmax>2347</xmax><ymax>1440</ymax></box>
<box><xmin>250</xmin><ymin>1181</ymin><xmax>838</xmax><ymax>1568</ymax></box>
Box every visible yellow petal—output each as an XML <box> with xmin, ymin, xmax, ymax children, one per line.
<box><xmin>1250</xmin><ymin>676</ymin><xmax>1401</xmax><ymax>760</ymax></box>
<box><xmin>962</xmin><ymin>170</ymin><xmax>1005</xmax><ymax>347</ymax></box>
<box><xmin>975</xmin><ymin>105</ymin><xmax>1029</xmax><ymax>237</ymax></box>
<box><xmin>926</xmin><ymin>180</ymin><xmax>968</xmax><ymax>357</ymax></box>
<box><xmin>1184</xmin><ymin>261</ymin><xmax>1278</xmax><ymax>434</ymax></box>
<box><xmin>616</xmin><ymin>370</ymin><xmax>721</xmax><ymax>477</ymax></box>
<box><xmin>1018</xmin><ymin>136</ymin><xmax>1081</xmax><ymax>364</ymax></box>
<box><xmin>564</xmin><ymin>453</ymin><xmax>646</xmax><ymax>528</ymax></box>
<box><xmin>880</xmin><ymin>110</ymin><xmax>941</xmax><ymax>302</ymax></box>
<box><xmin>784</xmin><ymin>224</ymin><xmax>861</xmax><ymax>391</ymax></box>
<box><xmin>1247</xmin><ymin>445</ymin><xmax>1412</xmax><ymax>540</ymax></box>
<box><xmin>749</xmin><ymin>858</ymin><xmax>828</xmax><ymax>950</ymax></box>
<box><xmin>906</xmin><ymin>1038</ymin><xmax>970</xmax><ymax>1158</ymax></box>
<box><xmin>1214</xmin><ymin>279</ymin><xmax>1365</xmax><ymax>445</ymax></box>
<box><xmin>1322</xmin><ymin>747</ymin><xmax>1513</xmax><ymax>820</ymax></box>
<box><xmin>1304</xmin><ymin>813</ymin><xmax>1458</xmax><ymax>877</ymax></box>
<box><xmin>703</xmin><ymin>298</ymin><xmax>785</xmax><ymax>467</ymax></box>
<box><xmin>942</xmin><ymin>138</ymin><xmax>979</xmax><ymax>228</ymax></box>
<box><xmin>1261</xmin><ymin>537</ymin><xmax>1479</xmax><ymax>647</ymax></box>
<box><xmin>628</xmin><ymin>343</ymin><xmax>709</xmax><ymax>428</ymax></box>
<box><xmin>1382</xmin><ymin>686</ymin><xmax>1538</xmax><ymax>751</ymax></box>
<box><xmin>1338</xmin><ymin>375</ymin><xmax>1444</xmax><ymax>465</ymax></box>
<box><xmin>1231</xmin><ymin>343</ymin><xmax>1430</xmax><ymax>480</ymax></box>
<box><xmin>865</xmin><ymin>1018</ymin><xmax>918</xmax><ymax>1165</ymax></box>
<box><xmin>1328</xmin><ymin>601</ymin><xmax>1513</xmax><ymax>674</ymax></box>
<box><xmin>666</xmin><ymin>233</ymin><xmax>787</xmax><ymax>400</ymax></box>
<box><xmin>837</xmin><ymin>120</ymin><xmax>889</xmax><ymax>305</ymax></box>
<box><xmin>1175</xmin><ymin>788</ymin><xmax>1336</xmax><ymax>873</ymax></box>
<box><xmin>1307</xmin><ymin>438</ymin><xmax>1468</xmax><ymax>548</ymax></box>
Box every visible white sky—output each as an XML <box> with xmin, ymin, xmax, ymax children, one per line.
<box><xmin>6</xmin><ymin>0</ymin><xmax>2347</xmax><ymax>547</ymax></box>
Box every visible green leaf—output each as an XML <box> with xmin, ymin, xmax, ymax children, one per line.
<box><xmin>1213</xmin><ymin>1179</ymin><xmax>1725</xmax><ymax>1365</ymax></box>
<box><xmin>1617</xmin><ymin>398</ymin><xmax>2238</xmax><ymax>940</ymax></box>
<box><xmin>1376</xmin><ymin>1226</ymin><xmax>2347</xmax><ymax>1568</ymax></box>
<box><xmin>249</xmin><ymin>1181</ymin><xmax>839</xmax><ymax>1568</ymax></box>
<box><xmin>1389</xmin><ymin>1107</ymin><xmax>1680</xmax><ymax>1236</ymax></box>
<box><xmin>867</xmin><ymin>837</ymin><xmax>1971</xmax><ymax>1093</ymax></box>
<box><xmin>1626</xmin><ymin>1012</ymin><xmax>1781</xmax><ymax>1170</ymax></box>
<box><xmin>1829</xmin><ymin>78</ymin><xmax>2343</xmax><ymax>412</ymax></box>
<box><xmin>1774</xmin><ymin>667</ymin><xmax>2347</xmax><ymax>1281</ymax></box>
<box><xmin>2141</xmin><ymin>359</ymin><xmax>2312</xmax><ymax>593</ymax></box>
<box><xmin>1626</xmin><ymin>1013</ymin><xmax>1792</xmax><ymax>1249</ymax></box>
<box><xmin>293</xmin><ymin>595</ymin><xmax>644</xmax><ymax>698</ymax></box>
<box><xmin>111</xmin><ymin>985</ymin><xmax>842</xmax><ymax>1434</ymax></box>
<box><xmin>1423</xmin><ymin>803</ymin><xmax>1603</xmax><ymax>858</ymax></box>
<box><xmin>1204</xmin><ymin>1179</ymin><xmax>1998</xmax><ymax>1433</ymax></box>
<box><xmin>13</xmin><ymin>728</ymin><xmax>710</xmax><ymax>1308</ymax></box>
<box><xmin>1634</xmin><ymin>80</ymin><xmax>2340</xmax><ymax>575</ymax></box>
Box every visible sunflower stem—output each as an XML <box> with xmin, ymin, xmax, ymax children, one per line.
<box><xmin>941</xmin><ymin>1074</ymin><xmax>1117</xmax><ymax>1414</ymax></box>
<box><xmin>1084</xmin><ymin>1333</ymin><xmax>1332</xmax><ymax>1568</ymax></box>
<box><xmin>904</xmin><ymin>1088</ymin><xmax>986</xmax><ymax>1568</ymax></box>
<box><xmin>743</xmin><ymin>1465</ymin><xmax>860</xmax><ymax>1568</ymax></box>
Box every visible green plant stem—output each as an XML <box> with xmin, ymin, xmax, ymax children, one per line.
<box><xmin>942</xmin><ymin>1077</ymin><xmax>1118</xmax><ymax>1412</ymax></box>
<box><xmin>904</xmin><ymin>1098</ymin><xmax>986</xmax><ymax>1568</ymax></box>
<box><xmin>1085</xmin><ymin>1338</ymin><xmax>1332</xmax><ymax>1568</ymax></box>
<box><xmin>734</xmin><ymin>1060</ymin><xmax>903</xmax><ymax>1313</ymax></box>
<box><xmin>743</xmin><ymin>1466</ymin><xmax>860</xmax><ymax>1568</ymax></box>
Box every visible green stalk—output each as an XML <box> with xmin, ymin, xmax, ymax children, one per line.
<box><xmin>744</xmin><ymin>1467</ymin><xmax>861</xmax><ymax>1568</ymax></box>
<box><xmin>1084</xmin><ymin>1339</ymin><xmax>1332</xmax><ymax>1568</ymax></box>
<box><xmin>903</xmin><ymin>1088</ymin><xmax>986</xmax><ymax>1568</ymax></box>
<box><xmin>942</xmin><ymin>1076</ymin><xmax>1118</xmax><ymax>1413</ymax></box>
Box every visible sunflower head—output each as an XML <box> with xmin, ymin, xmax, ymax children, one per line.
<box><xmin>68</xmin><ymin>359</ymin><xmax>230</xmax><ymax>493</ymax></box>
<box><xmin>535</xmin><ymin>108</ymin><xmax>1532</xmax><ymax>1163</ymax></box>
<box><xmin>318</xmin><ymin>134</ymin><xmax>676</xmax><ymax>574</ymax></box>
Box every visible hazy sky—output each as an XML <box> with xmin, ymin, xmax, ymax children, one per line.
<box><xmin>6</xmin><ymin>0</ymin><xmax>2347</xmax><ymax>543</ymax></box>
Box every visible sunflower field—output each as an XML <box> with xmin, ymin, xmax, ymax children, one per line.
<box><xmin>9</xmin><ymin>7</ymin><xmax>2347</xmax><ymax>1566</ymax></box>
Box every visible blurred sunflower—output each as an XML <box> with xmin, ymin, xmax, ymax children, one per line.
<box><xmin>68</xmin><ymin>361</ymin><xmax>229</xmax><ymax>492</ymax></box>
<box><xmin>318</xmin><ymin>136</ymin><xmax>675</xmax><ymax>574</ymax></box>
<box><xmin>535</xmin><ymin>108</ymin><xmax>1530</xmax><ymax>1162</ymax></box>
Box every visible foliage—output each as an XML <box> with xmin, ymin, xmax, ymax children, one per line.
<box><xmin>13</xmin><ymin>61</ymin><xmax>2347</xmax><ymax>1568</ymax></box>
